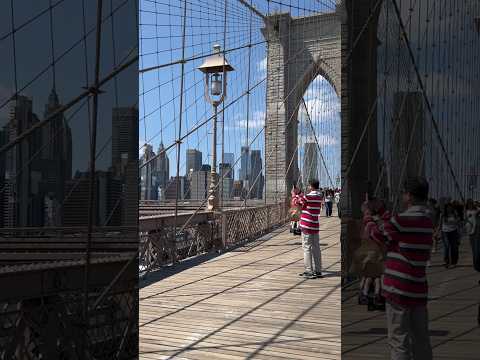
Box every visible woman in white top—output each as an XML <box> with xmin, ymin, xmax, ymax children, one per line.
<box><xmin>325</xmin><ymin>190</ymin><xmax>333</xmax><ymax>217</ymax></box>
<box><xmin>441</xmin><ymin>203</ymin><xmax>460</xmax><ymax>268</ymax></box>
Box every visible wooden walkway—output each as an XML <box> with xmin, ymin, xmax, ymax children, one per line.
<box><xmin>140</xmin><ymin>215</ymin><xmax>341</xmax><ymax>359</ymax></box>
<box><xmin>342</xmin><ymin>236</ymin><xmax>480</xmax><ymax>359</ymax></box>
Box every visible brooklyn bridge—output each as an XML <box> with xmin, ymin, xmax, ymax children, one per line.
<box><xmin>0</xmin><ymin>0</ymin><xmax>479</xmax><ymax>359</ymax></box>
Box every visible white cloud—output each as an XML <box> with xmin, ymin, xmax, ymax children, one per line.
<box><xmin>230</xmin><ymin>110</ymin><xmax>265</xmax><ymax>130</ymax></box>
<box><xmin>301</xmin><ymin>97</ymin><xmax>340</xmax><ymax>122</ymax></box>
<box><xmin>257</xmin><ymin>57</ymin><xmax>267</xmax><ymax>75</ymax></box>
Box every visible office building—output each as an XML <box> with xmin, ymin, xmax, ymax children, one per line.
<box><xmin>219</xmin><ymin>163</ymin><xmax>234</xmax><ymax>199</ymax></box>
<box><xmin>190</xmin><ymin>170</ymin><xmax>211</xmax><ymax>200</ymax></box>
<box><xmin>164</xmin><ymin>176</ymin><xmax>187</xmax><ymax>200</ymax></box>
<box><xmin>112</xmin><ymin>107</ymin><xmax>138</xmax><ymax>177</ymax></box>
<box><xmin>186</xmin><ymin>149</ymin><xmax>202</xmax><ymax>175</ymax></box>
<box><xmin>240</xmin><ymin>146</ymin><xmax>250</xmax><ymax>181</ymax></box>
<box><xmin>249</xmin><ymin>150</ymin><xmax>263</xmax><ymax>199</ymax></box>
<box><xmin>139</xmin><ymin>144</ymin><xmax>156</xmax><ymax>200</ymax></box>
<box><xmin>153</xmin><ymin>142</ymin><xmax>169</xmax><ymax>199</ymax></box>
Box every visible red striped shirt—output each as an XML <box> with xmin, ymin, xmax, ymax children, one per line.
<box><xmin>364</xmin><ymin>205</ymin><xmax>433</xmax><ymax>307</ymax></box>
<box><xmin>293</xmin><ymin>191</ymin><xmax>323</xmax><ymax>234</ymax></box>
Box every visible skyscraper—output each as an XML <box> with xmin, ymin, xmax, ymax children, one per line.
<box><xmin>186</xmin><ymin>149</ymin><xmax>202</xmax><ymax>175</ymax></box>
<box><xmin>240</xmin><ymin>146</ymin><xmax>250</xmax><ymax>181</ymax></box>
<box><xmin>219</xmin><ymin>162</ymin><xmax>234</xmax><ymax>199</ymax></box>
<box><xmin>303</xmin><ymin>142</ymin><xmax>318</xmax><ymax>184</ymax></box>
<box><xmin>249</xmin><ymin>150</ymin><xmax>263</xmax><ymax>199</ymax></box>
<box><xmin>189</xmin><ymin>169</ymin><xmax>211</xmax><ymax>200</ymax></box>
<box><xmin>153</xmin><ymin>142</ymin><xmax>169</xmax><ymax>199</ymax></box>
<box><xmin>3</xmin><ymin>95</ymin><xmax>43</xmax><ymax>227</ymax></box>
<box><xmin>223</xmin><ymin>152</ymin><xmax>235</xmax><ymax>179</ymax></box>
<box><xmin>38</xmin><ymin>89</ymin><xmax>73</xmax><ymax>226</ymax></box>
<box><xmin>139</xmin><ymin>144</ymin><xmax>156</xmax><ymax>200</ymax></box>
<box><xmin>111</xmin><ymin>106</ymin><xmax>138</xmax><ymax>224</ymax></box>
<box><xmin>112</xmin><ymin>107</ymin><xmax>138</xmax><ymax>176</ymax></box>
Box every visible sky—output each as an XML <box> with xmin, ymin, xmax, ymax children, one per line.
<box><xmin>375</xmin><ymin>0</ymin><xmax>480</xmax><ymax>199</ymax></box>
<box><xmin>139</xmin><ymin>0</ymin><xmax>340</xmax><ymax>181</ymax></box>
<box><xmin>0</xmin><ymin>0</ymin><xmax>138</xmax><ymax>173</ymax></box>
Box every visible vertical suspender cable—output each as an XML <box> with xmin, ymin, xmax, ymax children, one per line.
<box><xmin>84</xmin><ymin>0</ymin><xmax>104</xmax><ymax>354</ymax></box>
<box><xmin>172</xmin><ymin>0</ymin><xmax>188</xmax><ymax>265</ymax></box>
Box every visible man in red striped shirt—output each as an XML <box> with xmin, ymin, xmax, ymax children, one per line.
<box><xmin>363</xmin><ymin>177</ymin><xmax>433</xmax><ymax>360</ymax></box>
<box><xmin>292</xmin><ymin>179</ymin><xmax>324</xmax><ymax>279</ymax></box>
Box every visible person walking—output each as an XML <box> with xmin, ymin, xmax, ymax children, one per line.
<box><xmin>465</xmin><ymin>199</ymin><xmax>478</xmax><ymax>247</ymax></box>
<box><xmin>325</xmin><ymin>190</ymin><xmax>333</xmax><ymax>217</ymax></box>
<box><xmin>440</xmin><ymin>203</ymin><xmax>461</xmax><ymax>268</ymax></box>
<box><xmin>292</xmin><ymin>179</ymin><xmax>323</xmax><ymax>279</ymax></box>
<box><xmin>363</xmin><ymin>177</ymin><xmax>433</xmax><ymax>360</ymax></box>
<box><xmin>334</xmin><ymin>190</ymin><xmax>341</xmax><ymax>218</ymax></box>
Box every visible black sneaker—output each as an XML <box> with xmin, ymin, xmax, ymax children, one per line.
<box><xmin>310</xmin><ymin>272</ymin><xmax>324</xmax><ymax>279</ymax></box>
<box><xmin>299</xmin><ymin>271</ymin><xmax>312</xmax><ymax>277</ymax></box>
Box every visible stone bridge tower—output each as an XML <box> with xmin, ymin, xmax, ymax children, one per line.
<box><xmin>262</xmin><ymin>9</ymin><xmax>341</xmax><ymax>202</ymax></box>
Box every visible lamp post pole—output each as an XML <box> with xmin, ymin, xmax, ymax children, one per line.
<box><xmin>208</xmin><ymin>104</ymin><xmax>219</xmax><ymax>211</ymax></box>
<box><xmin>198</xmin><ymin>44</ymin><xmax>234</xmax><ymax>211</ymax></box>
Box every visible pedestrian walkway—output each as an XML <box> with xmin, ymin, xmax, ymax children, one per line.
<box><xmin>342</xmin><ymin>237</ymin><xmax>480</xmax><ymax>359</ymax></box>
<box><xmin>140</xmin><ymin>215</ymin><xmax>341</xmax><ymax>359</ymax></box>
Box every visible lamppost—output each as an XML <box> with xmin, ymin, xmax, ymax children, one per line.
<box><xmin>198</xmin><ymin>44</ymin><xmax>234</xmax><ymax>211</ymax></box>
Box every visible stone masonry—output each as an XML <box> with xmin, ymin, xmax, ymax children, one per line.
<box><xmin>262</xmin><ymin>10</ymin><xmax>341</xmax><ymax>202</ymax></box>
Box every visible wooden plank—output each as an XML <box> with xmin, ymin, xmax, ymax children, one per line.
<box><xmin>342</xmin><ymin>234</ymin><xmax>480</xmax><ymax>359</ymax></box>
<box><xmin>140</xmin><ymin>214</ymin><xmax>341</xmax><ymax>359</ymax></box>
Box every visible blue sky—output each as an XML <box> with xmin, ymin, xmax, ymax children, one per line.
<box><xmin>139</xmin><ymin>0</ymin><xmax>340</xmax><ymax>181</ymax></box>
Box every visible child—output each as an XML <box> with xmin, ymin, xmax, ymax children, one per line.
<box><xmin>356</xmin><ymin>197</ymin><xmax>387</xmax><ymax>310</ymax></box>
<box><xmin>290</xmin><ymin>186</ymin><xmax>302</xmax><ymax>235</ymax></box>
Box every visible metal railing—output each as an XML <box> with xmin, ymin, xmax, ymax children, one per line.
<box><xmin>139</xmin><ymin>202</ymin><xmax>289</xmax><ymax>274</ymax></box>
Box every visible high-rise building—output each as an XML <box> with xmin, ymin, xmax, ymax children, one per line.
<box><xmin>0</xmin><ymin>129</ymin><xmax>5</xmax><ymax>228</ymax></box>
<box><xmin>37</xmin><ymin>89</ymin><xmax>73</xmax><ymax>226</ymax></box>
<box><xmin>189</xmin><ymin>169</ymin><xmax>211</xmax><ymax>200</ymax></box>
<box><xmin>303</xmin><ymin>142</ymin><xmax>318</xmax><ymax>184</ymax></box>
<box><xmin>219</xmin><ymin>163</ymin><xmax>234</xmax><ymax>199</ymax></box>
<box><xmin>164</xmin><ymin>176</ymin><xmax>187</xmax><ymax>200</ymax></box>
<box><xmin>3</xmin><ymin>95</ymin><xmax>43</xmax><ymax>227</ymax></box>
<box><xmin>186</xmin><ymin>149</ymin><xmax>202</xmax><ymax>175</ymax></box>
<box><xmin>153</xmin><ymin>142</ymin><xmax>169</xmax><ymax>199</ymax></box>
<box><xmin>123</xmin><ymin>160</ymin><xmax>139</xmax><ymax>226</ymax></box>
<box><xmin>232</xmin><ymin>180</ymin><xmax>244</xmax><ymax>199</ymax></box>
<box><xmin>249</xmin><ymin>150</ymin><xmax>263</xmax><ymax>199</ymax></box>
<box><xmin>112</xmin><ymin>107</ymin><xmax>138</xmax><ymax>176</ymax></box>
<box><xmin>111</xmin><ymin>106</ymin><xmax>138</xmax><ymax>225</ymax></box>
<box><xmin>63</xmin><ymin>171</ymin><xmax>122</xmax><ymax>226</ymax></box>
<box><xmin>391</xmin><ymin>91</ymin><xmax>425</xmax><ymax>199</ymax></box>
<box><xmin>223</xmin><ymin>152</ymin><xmax>235</xmax><ymax>179</ymax></box>
<box><xmin>240</xmin><ymin>146</ymin><xmax>250</xmax><ymax>181</ymax></box>
<box><xmin>139</xmin><ymin>144</ymin><xmax>157</xmax><ymax>200</ymax></box>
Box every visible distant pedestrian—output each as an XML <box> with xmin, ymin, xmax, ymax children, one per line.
<box><xmin>440</xmin><ymin>203</ymin><xmax>460</xmax><ymax>268</ymax></box>
<box><xmin>325</xmin><ymin>190</ymin><xmax>333</xmax><ymax>217</ymax></box>
<box><xmin>363</xmin><ymin>177</ymin><xmax>433</xmax><ymax>360</ymax></box>
<box><xmin>335</xmin><ymin>190</ymin><xmax>341</xmax><ymax>218</ymax></box>
<box><xmin>292</xmin><ymin>179</ymin><xmax>324</xmax><ymax>279</ymax></box>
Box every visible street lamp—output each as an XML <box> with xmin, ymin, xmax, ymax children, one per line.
<box><xmin>198</xmin><ymin>44</ymin><xmax>234</xmax><ymax>211</ymax></box>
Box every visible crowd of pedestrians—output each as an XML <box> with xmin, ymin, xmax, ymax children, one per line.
<box><xmin>356</xmin><ymin>177</ymin><xmax>480</xmax><ymax>360</ymax></box>
<box><xmin>289</xmin><ymin>176</ymin><xmax>480</xmax><ymax>360</ymax></box>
